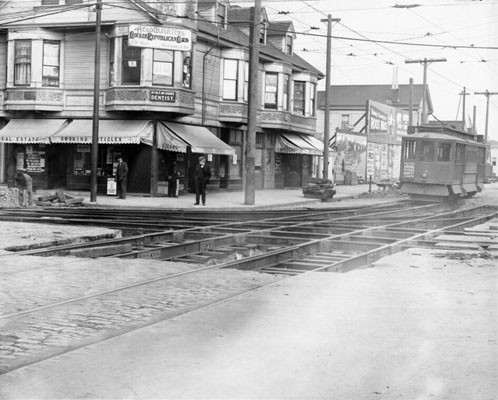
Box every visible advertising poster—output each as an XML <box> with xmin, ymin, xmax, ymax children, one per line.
<box><xmin>334</xmin><ymin>131</ymin><xmax>367</xmax><ymax>182</ymax></box>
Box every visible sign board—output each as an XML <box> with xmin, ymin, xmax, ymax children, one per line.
<box><xmin>150</xmin><ymin>90</ymin><xmax>176</xmax><ymax>102</ymax></box>
<box><xmin>129</xmin><ymin>25</ymin><xmax>192</xmax><ymax>51</ymax></box>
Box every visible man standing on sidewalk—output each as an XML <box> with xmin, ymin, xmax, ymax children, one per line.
<box><xmin>194</xmin><ymin>156</ymin><xmax>211</xmax><ymax>206</ymax></box>
<box><xmin>116</xmin><ymin>156</ymin><xmax>128</xmax><ymax>199</ymax></box>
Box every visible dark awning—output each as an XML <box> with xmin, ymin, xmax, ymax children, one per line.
<box><xmin>275</xmin><ymin>133</ymin><xmax>322</xmax><ymax>156</ymax></box>
<box><xmin>51</xmin><ymin>120</ymin><xmax>154</xmax><ymax>144</ymax></box>
<box><xmin>0</xmin><ymin>119</ymin><xmax>68</xmax><ymax>144</ymax></box>
<box><xmin>161</xmin><ymin>122</ymin><xmax>235</xmax><ymax>155</ymax></box>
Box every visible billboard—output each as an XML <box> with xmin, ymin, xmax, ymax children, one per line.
<box><xmin>128</xmin><ymin>25</ymin><xmax>192</xmax><ymax>51</ymax></box>
<box><xmin>367</xmin><ymin>100</ymin><xmax>409</xmax><ymax>182</ymax></box>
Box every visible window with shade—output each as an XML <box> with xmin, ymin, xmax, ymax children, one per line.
<box><xmin>182</xmin><ymin>52</ymin><xmax>192</xmax><ymax>89</ymax></box>
<box><xmin>282</xmin><ymin>75</ymin><xmax>289</xmax><ymax>111</ymax></box>
<box><xmin>222</xmin><ymin>59</ymin><xmax>238</xmax><ymax>100</ymax></box>
<box><xmin>153</xmin><ymin>49</ymin><xmax>174</xmax><ymax>86</ymax></box>
<box><xmin>293</xmin><ymin>81</ymin><xmax>305</xmax><ymax>115</ymax></box>
<box><xmin>42</xmin><ymin>41</ymin><xmax>60</xmax><ymax>87</ymax></box>
<box><xmin>264</xmin><ymin>72</ymin><xmax>278</xmax><ymax>109</ymax></box>
<box><xmin>14</xmin><ymin>40</ymin><xmax>31</xmax><ymax>86</ymax></box>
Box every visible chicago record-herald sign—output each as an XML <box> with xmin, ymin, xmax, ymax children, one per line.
<box><xmin>128</xmin><ymin>25</ymin><xmax>192</xmax><ymax>51</ymax></box>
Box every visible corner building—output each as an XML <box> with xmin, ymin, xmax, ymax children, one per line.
<box><xmin>0</xmin><ymin>0</ymin><xmax>325</xmax><ymax>194</ymax></box>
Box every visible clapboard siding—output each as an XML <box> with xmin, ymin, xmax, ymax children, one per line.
<box><xmin>194</xmin><ymin>43</ymin><xmax>221</xmax><ymax>100</ymax></box>
<box><xmin>0</xmin><ymin>34</ymin><xmax>6</xmax><ymax>90</ymax></box>
<box><xmin>64</xmin><ymin>33</ymin><xmax>108</xmax><ymax>89</ymax></box>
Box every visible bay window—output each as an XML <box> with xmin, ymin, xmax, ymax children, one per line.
<box><xmin>14</xmin><ymin>40</ymin><xmax>31</xmax><ymax>86</ymax></box>
<box><xmin>264</xmin><ymin>72</ymin><xmax>278</xmax><ymax>109</ymax></box>
<box><xmin>243</xmin><ymin>61</ymin><xmax>249</xmax><ymax>101</ymax></box>
<box><xmin>223</xmin><ymin>59</ymin><xmax>238</xmax><ymax>100</ymax></box>
<box><xmin>293</xmin><ymin>81</ymin><xmax>305</xmax><ymax>115</ymax></box>
<box><xmin>42</xmin><ymin>40</ymin><xmax>60</xmax><ymax>87</ymax></box>
<box><xmin>153</xmin><ymin>49</ymin><xmax>174</xmax><ymax>86</ymax></box>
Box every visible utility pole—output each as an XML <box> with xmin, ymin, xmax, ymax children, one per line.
<box><xmin>474</xmin><ymin>90</ymin><xmax>498</xmax><ymax>143</ymax></box>
<box><xmin>244</xmin><ymin>0</ymin><xmax>261</xmax><ymax>205</ymax></box>
<box><xmin>321</xmin><ymin>14</ymin><xmax>340</xmax><ymax>180</ymax></box>
<box><xmin>459</xmin><ymin>87</ymin><xmax>469</xmax><ymax>128</ymax></box>
<box><xmin>405</xmin><ymin>58</ymin><xmax>446</xmax><ymax>124</ymax></box>
<box><xmin>408</xmin><ymin>77</ymin><xmax>413</xmax><ymax>127</ymax></box>
<box><xmin>90</xmin><ymin>0</ymin><xmax>102</xmax><ymax>203</ymax></box>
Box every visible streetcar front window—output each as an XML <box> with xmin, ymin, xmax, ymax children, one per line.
<box><xmin>419</xmin><ymin>142</ymin><xmax>434</xmax><ymax>161</ymax></box>
<box><xmin>437</xmin><ymin>142</ymin><xmax>451</xmax><ymax>161</ymax></box>
<box><xmin>403</xmin><ymin>140</ymin><xmax>417</xmax><ymax>160</ymax></box>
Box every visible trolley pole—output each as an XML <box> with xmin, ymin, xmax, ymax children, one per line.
<box><xmin>474</xmin><ymin>90</ymin><xmax>498</xmax><ymax>143</ymax></box>
<box><xmin>405</xmin><ymin>58</ymin><xmax>446</xmax><ymax>124</ymax></box>
<box><xmin>321</xmin><ymin>15</ymin><xmax>340</xmax><ymax>180</ymax></box>
<box><xmin>90</xmin><ymin>0</ymin><xmax>102</xmax><ymax>203</ymax></box>
<box><xmin>244</xmin><ymin>0</ymin><xmax>261</xmax><ymax>205</ymax></box>
<box><xmin>459</xmin><ymin>87</ymin><xmax>469</xmax><ymax>128</ymax></box>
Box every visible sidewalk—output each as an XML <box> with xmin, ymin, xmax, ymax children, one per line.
<box><xmin>38</xmin><ymin>184</ymin><xmax>379</xmax><ymax>210</ymax></box>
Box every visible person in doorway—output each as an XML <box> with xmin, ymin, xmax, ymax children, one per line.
<box><xmin>194</xmin><ymin>155</ymin><xmax>211</xmax><ymax>206</ymax></box>
<box><xmin>167</xmin><ymin>162</ymin><xmax>180</xmax><ymax>198</ymax></box>
<box><xmin>115</xmin><ymin>156</ymin><xmax>128</xmax><ymax>199</ymax></box>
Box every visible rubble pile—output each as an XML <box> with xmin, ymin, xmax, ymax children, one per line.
<box><xmin>0</xmin><ymin>188</ymin><xmax>22</xmax><ymax>207</ymax></box>
<box><xmin>302</xmin><ymin>178</ymin><xmax>336</xmax><ymax>202</ymax></box>
<box><xmin>35</xmin><ymin>190</ymin><xmax>85</xmax><ymax>207</ymax></box>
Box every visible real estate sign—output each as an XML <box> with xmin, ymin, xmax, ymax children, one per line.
<box><xmin>128</xmin><ymin>25</ymin><xmax>192</xmax><ymax>51</ymax></box>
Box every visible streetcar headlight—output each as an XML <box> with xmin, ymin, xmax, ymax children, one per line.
<box><xmin>421</xmin><ymin>172</ymin><xmax>428</xmax><ymax>178</ymax></box>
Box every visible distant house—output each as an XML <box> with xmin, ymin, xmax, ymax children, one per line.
<box><xmin>316</xmin><ymin>84</ymin><xmax>433</xmax><ymax>135</ymax></box>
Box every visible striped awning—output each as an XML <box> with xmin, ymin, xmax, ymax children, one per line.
<box><xmin>0</xmin><ymin>119</ymin><xmax>68</xmax><ymax>144</ymax></box>
<box><xmin>161</xmin><ymin>122</ymin><xmax>235</xmax><ymax>155</ymax></box>
<box><xmin>275</xmin><ymin>133</ymin><xmax>322</xmax><ymax>156</ymax></box>
<box><xmin>51</xmin><ymin>120</ymin><xmax>154</xmax><ymax>144</ymax></box>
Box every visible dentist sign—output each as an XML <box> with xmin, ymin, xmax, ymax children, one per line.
<box><xmin>128</xmin><ymin>25</ymin><xmax>192</xmax><ymax>51</ymax></box>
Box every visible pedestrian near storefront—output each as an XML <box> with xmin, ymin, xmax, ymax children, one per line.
<box><xmin>194</xmin><ymin>156</ymin><xmax>211</xmax><ymax>206</ymax></box>
<box><xmin>116</xmin><ymin>156</ymin><xmax>128</xmax><ymax>199</ymax></box>
<box><xmin>167</xmin><ymin>162</ymin><xmax>180</xmax><ymax>198</ymax></box>
<box><xmin>15</xmin><ymin>170</ymin><xmax>33</xmax><ymax>206</ymax></box>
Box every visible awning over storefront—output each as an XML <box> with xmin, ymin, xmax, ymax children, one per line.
<box><xmin>161</xmin><ymin>122</ymin><xmax>235</xmax><ymax>155</ymax></box>
<box><xmin>156</xmin><ymin>122</ymin><xmax>189</xmax><ymax>153</ymax></box>
<box><xmin>275</xmin><ymin>133</ymin><xmax>322</xmax><ymax>156</ymax></box>
<box><xmin>51</xmin><ymin>120</ymin><xmax>154</xmax><ymax>144</ymax></box>
<box><xmin>0</xmin><ymin>119</ymin><xmax>68</xmax><ymax>144</ymax></box>
<box><xmin>300</xmin><ymin>135</ymin><xmax>335</xmax><ymax>154</ymax></box>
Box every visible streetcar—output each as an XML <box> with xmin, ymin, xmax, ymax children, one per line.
<box><xmin>399</xmin><ymin>125</ymin><xmax>486</xmax><ymax>201</ymax></box>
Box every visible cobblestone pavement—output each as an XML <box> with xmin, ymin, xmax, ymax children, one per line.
<box><xmin>0</xmin><ymin>254</ymin><xmax>280</xmax><ymax>374</ymax></box>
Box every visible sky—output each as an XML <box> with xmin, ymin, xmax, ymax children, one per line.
<box><xmin>233</xmin><ymin>0</ymin><xmax>498</xmax><ymax>141</ymax></box>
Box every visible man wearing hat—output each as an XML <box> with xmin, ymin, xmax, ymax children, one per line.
<box><xmin>194</xmin><ymin>155</ymin><xmax>211</xmax><ymax>205</ymax></box>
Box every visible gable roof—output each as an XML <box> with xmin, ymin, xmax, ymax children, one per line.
<box><xmin>317</xmin><ymin>84</ymin><xmax>433</xmax><ymax>112</ymax></box>
<box><xmin>227</xmin><ymin>6</ymin><xmax>269</xmax><ymax>24</ymax></box>
<box><xmin>197</xmin><ymin>18</ymin><xmax>323</xmax><ymax>78</ymax></box>
<box><xmin>267</xmin><ymin>21</ymin><xmax>295</xmax><ymax>38</ymax></box>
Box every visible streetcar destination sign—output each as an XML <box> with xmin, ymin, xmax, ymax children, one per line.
<box><xmin>129</xmin><ymin>25</ymin><xmax>192</xmax><ymax>51</ymax></box>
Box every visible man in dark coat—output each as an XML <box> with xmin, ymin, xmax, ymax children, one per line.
<box><xmin>115</xmin><ymin>156</ymin><xmax>128</xmax><ymax>199</ymax></box>
<box><xmin>194</xmin><ymin>155</ymin><xmax>211</xmax><ymax>206</ymax></box>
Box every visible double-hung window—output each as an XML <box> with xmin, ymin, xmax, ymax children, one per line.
<box><xmin>293</xmin><ymin>81</ymin><xmax>305</xmax><ymax>115</ymax></box>
<box><xmin>282</xmin><ymin>75</ymin><xmax>289</xmax><ymax>111</ymax></box>
<box><xmin>264</xmin><ymin>72</ymin><xmax>278</xmax><ymax>109</ymax></box>
<box><xmin>310</xmin><ymin>83</ymin><xmax>316</xmax><ymax>116</ymax></box>
<box><xmin>153</xmin><ymin>49</ymin><xmax>174</xmax><ymax>86</ymax></box>
<box><xmin>122</xmin><ymin>37</ymin><xmax>141</xmax><ymax>85</ymax></box>
<box><xmin>223</xmin><ymin>59</ymin><xmax>238</xmax><ymax>100</ymax></box>
<box><xmin>182</xmin><ymin>52</ymin><xmax>192</xmax><ymax>89</ymax></box>
<box><xmin>42</xmin><ymin>41</ymin><xmax>60</xmax><ymax>87</ymax></box>
<box><xmin>14</xmin><ymin>40</ymin><xmax>31</xmax><ymax>86</ymax></box>
<box><xmin>243</xmin><ymin>61</ymin><xmax>249</xmax><ymax>102</ymax></box>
